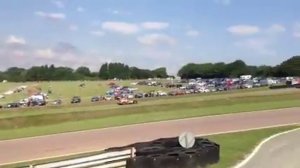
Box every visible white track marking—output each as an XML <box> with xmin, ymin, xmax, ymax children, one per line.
<box><xmin>233</xmin><ymin>127</ymin><xmax>300</xmax><ymax>168</ymax></box>
<box><xmin>1</xmin><ymin>123</ymin><xmax>299</xmax><ymax>167</ymax></box>
<box><xmin>1</xmin><ymin>107</ymin><xmax>299</xmax><ymax>143</ymax></box>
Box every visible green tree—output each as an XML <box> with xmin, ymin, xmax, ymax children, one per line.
<box><xmin>53</xmin><ymin>67</ymin><xmax>77</xmax><ymax>80</ymax></box>
<box><xmin>5</xmin><ymin>67</ymin><xmax>26</xmax><ymax>82</ymax></box>
<box><xmin>152</xmin><ymin>67</ymin><xmax>168</xmax><ymax>78</ymax></box>
<box><xmin>178</xmin><ymin>63</ymin><xmax>198</xmax><ymax>79</ymax></box>
<box><xmin>225</xmin><ymin>60</ymin><xmax>249</xmax><ymax>77</ymax></box>
<box><xmin>130</xmin><ymin>67</ymin><xmax>154</xmax><ymax>79</ymax></box>
<box><xmin>178</xmin><ymin>60</ymin><xmax>252</xmax><ymax>79</ymax></box>
<box><xmin>76</xmin><ymin>66</ymin><xmax>91</xmax><ymax>77</ymax></box>
<box><xmin>0</xmin><ymin>71</ymin><xmax>5</xmax><ymax>81</ymax></box>
<box><xmin>254</xmin><ymin>65</ymin><xmax>273</xmax><ymax>77</ymax></box>
<box><xmin>277</xmin><ymin>56</ymin><xmax>300</xmax><ymax>76</ymax></box>
<box><xmin>99</xmin><ymin>63</ymin><xmax>110</xmax><ymax>79</ymax></box>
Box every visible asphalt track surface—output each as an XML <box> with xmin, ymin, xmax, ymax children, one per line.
<box><xmin>240</xmin><ymin>128</ymin><xmax>300</xmax><ymax>168</ymax></box>
<box><xmin>0</xmin><ymin>107</ymin><xmax>300</xmax><ymax>165</ymax></box>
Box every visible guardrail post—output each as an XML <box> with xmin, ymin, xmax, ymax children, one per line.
<box><xmin>130</xmin><ymin>147</ymin><xmax>135</xmax><ymax>158</ymax></box>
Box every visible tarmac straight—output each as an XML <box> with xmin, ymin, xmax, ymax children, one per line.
<box><xmin>0</xmin><ymin>107</ymin><xmax>299</xmax><ymax>165</ymax></box>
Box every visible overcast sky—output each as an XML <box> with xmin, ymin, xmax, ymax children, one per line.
<box><xmin>0</xmin><ymin>0</ymin><xmax>300</xmax><ymax>74</ymax></box>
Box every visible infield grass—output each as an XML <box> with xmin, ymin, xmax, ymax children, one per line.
<box><xmin>0</xmin><ymin>94</ymin><xmax>299</xmax><ymax>140</ymax></box>
<box><xmin>0</xmin><ymin>81</ymin><xmax>299</xmax><ymax>140</ymax></box>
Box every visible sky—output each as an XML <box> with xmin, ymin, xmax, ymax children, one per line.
<box><xmin>0</xmin><ymin>0</ymin><xmax>300</xmax><ymax>75</ymax></box>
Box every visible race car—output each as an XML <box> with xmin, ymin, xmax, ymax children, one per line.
<box><xmin>117</xmin><ymin>98</ymin><xmax>138</xmax><ymax>105</ymax></box>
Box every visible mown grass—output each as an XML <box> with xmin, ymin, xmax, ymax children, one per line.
<box><xmin>0</xmin><ymin>96</ymin><xmax>299</xmax><ymax>140</ymax></box>
<box><xmin>0</xmin><ymin>82</ymin><xmax>299</xmax><ymax>140</ymax></box>
<box><xmin>0</xmin><ymin>92</ymin><xmax>300</xmax><ymax>129</ymax></box>
<box><xmin>3</xmin><ymin>126</ymin><xmax>298</xmax><ymax>168</ymax></box>
<box><xmin>0</xmin><ymin>81</ymin><xmax>172</xmax><ymax>104</ymax></box>
<box><xmin>0</xmin><ymin>87</ymin><xmax>297</xmax><ymax>119</ymax></box>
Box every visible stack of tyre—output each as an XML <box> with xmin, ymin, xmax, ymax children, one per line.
<box><xmin>126</xmin><ymin>137</ymin><xmax>220</xmax><ymax>168</ymax></box>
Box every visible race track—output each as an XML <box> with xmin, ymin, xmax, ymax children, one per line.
<box><xmin>238</xmin><ymin>128</ymin><xmax>300</xmax><ymax>168</ymax></box>
<box><xmin>0</xmin><ymin>107</ymin><xmax>299</xmax><ymax>165</ymax></box>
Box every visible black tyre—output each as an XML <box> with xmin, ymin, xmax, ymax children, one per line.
<box><xmin>135</xmin><ymin>146</ymin><xmax>166</xmax><ymax>156</ymax></box>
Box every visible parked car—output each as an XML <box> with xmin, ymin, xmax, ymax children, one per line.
<box><xmin>253</xmin><ymin>82</ymin><xmax>261</xmax><ymax>87</ymax></box>
<box><xmin>71</xmin><ymin>96</ymin><xmax>81</xmax><ymax>104</ymax></box>
<box><xmin>104</xmin><ymin>96</ymin><xmax>113</xmax><ymax>101</ymax></box>
<box><xmin>91</xmin><ymin>96</ymin><xmax>101</xmax><ymax>102</ymax></box>
<box><xmin>208</xmin><ymin>87</ymin><xmax>217</xmax><ymax>92</ymax></box>
<box><xmin>199</xmin><ymin>88</ymin><xmax>210</xmax><ymax>93</ymax></box>
<box><xmin>144</xmin><ymin>91</ymin><xmax>156</xmax><ymax>97</ymax></box>
<box><xmin>5</xmin><ymin>102</ymin><xmax>20</xmax><ymax>108</ymax></box>
<box><xmin>184</xmin><ymin>90</ymin><xmax>191</xmax><ymax>94</ymax></box>
<box><xmin>168</xmin><ymin>91</ymin><xmax>177</xmax><ymax>96</ymax></box>
<box><xmin>242</xmin><ymin>83</ymin><xmax>253</xmax><ymax>89</ymax></box>
<box><xmin>216</xmin><ymin>86</ymin><xmax>225</xmax><ymax>91</ymax></box>
<box><xmin>30</xmin><ymin>99</ymin><xmax>46</xmax><ymax>106</ymax></box>
<box><xmin>168</xmin><ymin>90</ymin><xmax>185</xmax><ymax>96</ymax></box>
<box><xmin>135</xmin><ymin>93</ymin><xmax>144</xmax><ymax>98</ymax></box>
<box><xmin>19</xmin><ymin>99</ymin><xmax>29</xmax><ymax>106</ymax></box>
<box><xmin>117</xmin><ymin>98</ymin><xmax>138</xmax><ymax>105</ymax></box>
<box><xmin>157</xmin><ymin>91</ymin><xmax>168</xmax><ymax>96</ymax></box>
<box><xmin>127</xmin><ymin>94</ymin><xmax>134</xmax><ymax>99</ymax></box>
<box><xmin>53</xmin><ymin>99</ymin><xmax>62</xmax><ymax>105</ymax></box>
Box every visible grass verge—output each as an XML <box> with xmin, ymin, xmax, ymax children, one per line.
<box><xmin>0</xmin><ymin>97</ymin><xmax>300</xmax><ymax>140</ymax></box>
<box><xmin>208</xmin><ymin>125</ymin><xmax>299</xmax><ymax>168</ymax></box>
<box><xmin>0</xmin><ymin>98</ymin><xmax>299</xmax><ymax>140</ymax></box>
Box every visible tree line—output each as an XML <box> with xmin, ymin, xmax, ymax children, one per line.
<box><xmin>0</xmin><ymin>63</ymin><xmax>168</xmax><ymax>82</ymax></box>
<box><xmin>98</xmin><ymin>63</ymin><xmax>168</xmax><ymax>80</ymax></box>
<box><xmin>0</xmin><ymin>56</ymin><xmax>299</xmax><ymax>82</ymax></box>
<box><xmin>178</xmin><ymin>56</ymin><xmax>300</xmax><ymax>79</ymax></box>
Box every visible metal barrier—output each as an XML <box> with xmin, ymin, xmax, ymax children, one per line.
<box><xmin>31</xmin><ymin>149</ymin><xmax>132</xmax><ymax>168</ymax></box>
<box><xmin>27</xmin><ymin>137</ymin><xmax>219</xmax><ymax>168</ymax></box>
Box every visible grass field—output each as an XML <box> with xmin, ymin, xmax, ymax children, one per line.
<box><xmin>0</xmin><ymin>80</ymin><xmax>172</xmax><ymax>104</ymax></box>
<box><xmin>3</xmin><ymin>126</ymin><xmax>298</xmax><ymax>168</ymax></box>
<box><xmin>0</xmin><ymin>84</ymin><xmax>299</xmax><ymax>140</ymax></box>
<box><xmin>0</xmin><ymin>81</ymin><xmax>300</xmax><ymax>140</ymax></box>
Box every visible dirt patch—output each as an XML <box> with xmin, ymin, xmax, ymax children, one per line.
<box><xmin>26</xmin><ymin>85</ymin><xmax>42</xmax><ymax>96</ymax></box>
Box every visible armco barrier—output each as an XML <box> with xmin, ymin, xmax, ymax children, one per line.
<box><xmin>28</xmin><ymin>137</ymin><xmax>219</xmax><ymax>168</ymax></box>
<box><xmin>31</xmin><ymin>149</ymin><xmax>132</xmax><ymax>168</ymax></box>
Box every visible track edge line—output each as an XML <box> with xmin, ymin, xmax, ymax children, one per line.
<box><xmin>233</xmin><ymin>127</ymin><xmax>300</xmax><ymax>168</ymax></box>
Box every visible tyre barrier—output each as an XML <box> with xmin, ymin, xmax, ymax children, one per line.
<box><xmin>106</xmin><ymin>137</ymin><xmax>220</xmax><ymax>168</ymax></box>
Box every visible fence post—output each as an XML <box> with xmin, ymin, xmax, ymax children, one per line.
<box><xmin>130</xmin><ymin>147</ymin><xmax>135</xmax><ymax>158</ymax></box>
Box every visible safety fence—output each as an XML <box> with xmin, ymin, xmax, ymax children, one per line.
<box><xmin>29</xmin><ymin>149</ymin><xmax>132</xmax><ymax>168</ymax></box>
